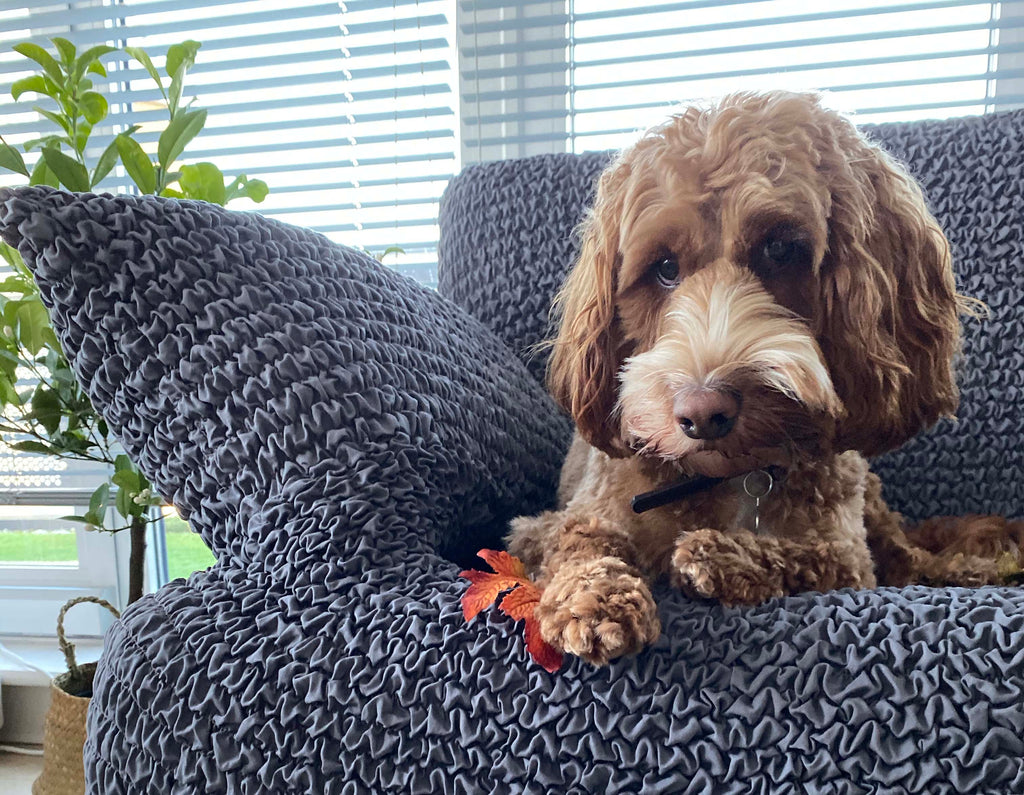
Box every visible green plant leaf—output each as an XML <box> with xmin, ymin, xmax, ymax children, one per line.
<box><xmin>10</xmin><ymin>440</ymin><xmax>57</xmax><ymax>455</ymax></box>
<box><xmin>244</xmin><ymin>178</ymin><xmax>269</xmax><ymax>203</ymax></box>
<box><xmin>159</xmin><ymin>187</ymin><xmax>184</xmax><ymax>199</ymax></box>
<box><xmin>30</xmin><ymin>386</ymin><xmax>61</xmax><ymax>434</ymax></box>
<box><xmin>89</xmin><ymin>482</ymin><xmax>111</xmax><ymax>515</ymax></box>
<box><xmin>84</xmin><ymin>509</ymin><xmax>104</xmax><ymax>527</ymax></box>
<box><xmin>157</xmin><ymin>108</ymin><xmax>206</xmax><ymax>170</ymax></box>
<box><xmin>15</xmin><ymin>299</ymin><xmax>52</xmax><ymax>354</ymax></box>
<box><xmin>50</xmin><ymin>366</ymin><xmax>75</xmax><ymax>386</ymax></box>
<box><xmin>91</xmin><ymin>138</ymin><xmax>120</xmax><ymax>187</ymax></box>
<box><xmin>73</xmin><ymin>126</ymin><xmax>90</xmax><ymax>156</ymax></box>
<box><xmin>2</xmin><ymin>298</ymin><xmax>20</xmax><ymax>327</ymax></box>
<box><xmin>78</xmin><ymin>91</ymin><xmax>107</xmax><ymax>125</ymax></box>
<box><xmin>0</xmin><ymin>349</ymin><xmax>19</xmax><ymax>376</ymax></box>
<box><xmin>165</xmin><ymin>40</ymin><xmax>201</xmax><ymax>81</ymax></box>
<box><xmin>0</xmin><ymin>276</ymin><xmax>31</xmax><ymax>294</ymax></box>
<box><xmin>114</xmin><ymin>453</ymin><xmax>133</xmax><ymax>473</ymax></box>
<box><xmin>166</xmin><ymin>41</ymin><xmax>201</xmax><ymax>115</ymax></box>
<box><xmin>178</xmin><ymin>161</ymin><xmax>225</xmax><ymax>205</ymax></box>
<box><xmin>90</xmin><ymin>123</ymin><xmax>139</xmax><ymax>188</ymax></box>
<box><xmin>33</xmin><ymin>106</ymin><xmax>72</xmax><ymax>135</ymax></box>
<box><xmin>115</xmin><ymin>483</ymin><xmax>135</xmax><ymax>519</ymax></box>
<box><xmin>22</xmin><ymin>134</ymin><xmax>68</xmax><ymax>152</ymax></box>
<box><xmin>11</xmin><ymin>75</ymin><xmax>50</xmax><ymax>101</ymax></box>
<box><xmin>1</xmin><ymin>242</ymin><xmax>32</xmax><ymax>280</ymax></box>
<box><xmin>167</xmin><ymin>69</ymin><xmax>185</xmax><ymax>117</ymax></box>
<box><xmin>41</xmin><ymin>325</ymin><xmax>60</xmax><ymax>351</ymax></box>
<box><xmin>51</xmin><ymin>430</ymin><xmax>94</xmax><ymax>457</ymax></box>
<box><xmin>61</xmin><ymin>514</ymin><xmax>90</xmax><ymax>524</ymax></box>
<box><xmin>375</xmin><ymin>246</ymin><xmax>405</xmax><ymax>263</ymax></box>
<box><xmin>115</xmin><ymin>134</ymin><xmax>156</xmax><ymax>194</ymax></box>
<box><xmin>12</xmin><ymin>43</ymin><xmax>64</xmax><ymax>86</ymax></box>
<box><xmin>51</xmin><ymin>37</ymin><xmax>76</xmax><ymax>67</ymax></box>
<box><xmin>0</xmin><ymin>242</ymin><xmax>20</xmax><ymax>268</ymax></box>
<box><xmin>72</xmin><ymin>45</ymin><xmax>117</xmax><ymax>82</ymax></box>
<box><xmin>125</xmin><ymin>47</ymin><xmax>163</xmax><ymax>95</ymax></box>
<box><xmin>87</xmin><ymin>60</ymin><xmax>106</xmax><ymax>77</ymax></box>
<box><xmin>112</xmin><ymin>468</ymin><xmax>141</xmax><ymax>492</ymax></box>
<box><xmin>0</xmin><ymin>377</ymin><xmax>21</xmax><ymax>406</ymax></box>
<box><xmin>0</xmin><ymin>141</ymin><xmax>29</xmax><ymax>176</ymax></box>
<box><xmin>224</xmin><ymin>174</ymin><xmax>269</xmax><ymax>205</ymax></box>
<box><xmin>28</xmin><ymin>157</ymin><xmax>59</xmax><ymax>187</ymax></box>
<box><xmin>40</xmin><ymin>147</ymin><xmax>90</xmax><ymax>191</ymax></box>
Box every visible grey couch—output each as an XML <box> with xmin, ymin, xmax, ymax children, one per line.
<box><xmin>0</xmin><ymin>107</ymin><xmax>1020</xmax><ymax>794</ymax></box>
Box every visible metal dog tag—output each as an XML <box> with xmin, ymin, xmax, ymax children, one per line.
<box><xmin>743</xmin><ymin>470</ymin><xmax>774</xmax><ymax>534</ymax></box>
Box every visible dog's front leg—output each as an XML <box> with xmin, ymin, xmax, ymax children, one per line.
<box><xmin>506</xmin><ymin>513</ymin><xmax>661</xmax><ymax>665</ymax></box>
<box><xmin>672</xmin><ymin>529</ymin><xmax>873</xmax><ymax>606</ymax></box>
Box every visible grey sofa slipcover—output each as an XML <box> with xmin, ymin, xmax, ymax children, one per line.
<box><xmin>0</xmin><ymin>108</ymin><xmax>1020</xmax><ymax>795</ymax></box>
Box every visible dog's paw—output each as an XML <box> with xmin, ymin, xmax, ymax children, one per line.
<box><xmin>922</xmin><ymin>550</ymin><xmax>1017</xmax><ymax>587</ymax></box>
<box><xmin>672</xmin><ymin>529</ymin><xmax>784</xmax><ymax>606</ymax></box>
<box><xmin>536</xmin><ymin>558</ymin><xmax>660</xmax><ymax>666</ymax></box>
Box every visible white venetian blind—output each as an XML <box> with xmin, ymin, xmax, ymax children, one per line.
<box><xmin>458</xmin><ymin>0</ymin><xmax>1024</xmax><ymax>162</ymax></box>
<box><xmin>0</xmin><ymin>1</ymin><xmax>455</xmax><ymax>532</ymax></box>
<box><xmin>0</xmin><ymin>0</ymin><xmax>457</xmax><ymax>285</ymax></box>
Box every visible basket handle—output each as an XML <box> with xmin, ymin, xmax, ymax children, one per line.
<box><xmin>56</xmin><ymin>596</ymin><xmax>121</xmax><ymax>679</ymax></box>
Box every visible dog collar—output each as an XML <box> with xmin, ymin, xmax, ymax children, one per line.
<box><xmin>630</xmin><ymin>474</ymin><xmax>724</xmax><ymax>513</ymax></box>
<box><xmin>630</xmin><ymin>466</ymin><xmax>785</xmax><ymax>514</ymax></box>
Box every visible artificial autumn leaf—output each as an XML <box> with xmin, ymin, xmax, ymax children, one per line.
<box><xmin>460</xmin><ymin>549</ymin><xmax>529</xmax><ymax>621</ymax></box>
<box><xmin>459</xmin><ymin>549</ymin><xmax>564</xmax><ymax>672</ymax></box>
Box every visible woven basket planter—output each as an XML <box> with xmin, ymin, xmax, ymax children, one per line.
<box><xmin>32</xmin><ymin>596</ymin><xmax>119</xmax><ymax>795</ymax></box>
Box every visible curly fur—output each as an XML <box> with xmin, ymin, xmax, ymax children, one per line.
<box><xmin>509</xmin><ymin>92</ymin><xmax>1018</xmax><ymax>665</ymax></box>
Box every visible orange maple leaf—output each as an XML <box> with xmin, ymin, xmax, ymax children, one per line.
<box><xmin>459</xmin><ymin>549</ymin><xmax>564</xmax><ymax>672</ymax></box>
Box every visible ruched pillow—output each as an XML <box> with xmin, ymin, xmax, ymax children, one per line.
<box><xmin>3</xmin><ymin>185</ymin><xmax>1024</xmax><ymax>794</ymax></box>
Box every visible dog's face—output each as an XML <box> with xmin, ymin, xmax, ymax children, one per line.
<box><xmin>548</xmin><ymin>92</ymin><xmax>961</xmax><ymax>478</ymax></box>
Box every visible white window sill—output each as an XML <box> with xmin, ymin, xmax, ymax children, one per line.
<box><xmin>0</xmin><ymin>637</ymin><xmax>104</xmax><ymax>687</ymax></box>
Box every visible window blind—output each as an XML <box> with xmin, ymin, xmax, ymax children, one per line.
<box><xmin>0</xmin><ymin>0</ymin><xmax>457</xmax><ymax>285</ymax></box>
<box><xmin>0</xmin><ymin>2</ymin><xmax>455</xmax><ymax>594</ymax></box>
<box><xmin>458</xmin><ymin>0</ymin><xmax>1024</xmax><ymax>162</ymax></box>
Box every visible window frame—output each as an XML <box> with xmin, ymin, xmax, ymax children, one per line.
<box><xmin>0</xmin><ymin>489</ymin><xmax>125</xmax><ymax>637</ymax></box>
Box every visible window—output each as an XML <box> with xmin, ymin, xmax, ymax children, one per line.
<box><xmin>0</xmin><ymin>1</ymin><xmax>457</xmax><ymax>632</ymax></box>
<box><xmin>458</xmin><ymin>0</ymin><xmax>1024</xmax><ymax>162</ymax></box>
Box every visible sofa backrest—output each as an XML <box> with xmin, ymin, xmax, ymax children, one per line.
<box><xmin>437</xmin><ymin>110</ymin><xmax>1024</xmax><ymax>521</ymax></box>
<box><xmin>437</xmin><ymin>151</ymin><xmax>610</xmax><ymax>384</ymax></box>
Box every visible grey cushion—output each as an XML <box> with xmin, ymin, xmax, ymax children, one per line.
<box><xmin>2</xmin><ymin>147</ymin><xmax>1023</xmax><ymax>794</ymax></box>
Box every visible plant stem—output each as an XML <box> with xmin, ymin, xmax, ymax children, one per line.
<box><xmin>128</xmin><ymin>513</ymin><xmax>147</xmax><ymax>605</ymax></box>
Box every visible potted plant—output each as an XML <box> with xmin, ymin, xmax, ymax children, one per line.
<box><xmin>0</xmin><ymin>38</ymin><xmax>268</xmax><ymax>606</ymax></box>
<box><xmin>0</xmin><ymin>38</ymin><xmax>271</xmax><ymax>795</ymax></box>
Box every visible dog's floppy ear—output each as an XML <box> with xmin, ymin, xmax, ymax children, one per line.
<box><xmin>547</xmin><ymin>162</ymin><xmax>630</xmax><ymax>457</ymax></box>
<box><xmin>816</xmin><ymin>120</ymin><xmax>961</xmax><ymax>456</ymax></box>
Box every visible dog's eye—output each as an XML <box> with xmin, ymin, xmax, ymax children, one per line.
<box><xmin>764</xmin><ymin>238</ymin><xmax>799</xmax><ymax>263</ymax></box>
<box><xmin>753</xmin><ymin>229</ymin><xmax>813</xmax><ymax>275</ymax></box>
<box><xmin>651</xmin><ymin>256</ymin><xmax>680</xmax><ymax>288</ymax></box>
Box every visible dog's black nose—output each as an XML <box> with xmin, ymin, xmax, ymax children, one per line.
<box><xmin>674</xmin><ymin>389</ymin><xmax>740</xmax><ymax>440</ymax></box>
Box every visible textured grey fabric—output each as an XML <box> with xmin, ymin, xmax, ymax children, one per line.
<box><xmin>864</xmin><ymin>114</ymin><xmax>1024</xmax><ymax>520</ymax></box>
<box><xmin>0</xmin><ymin>142</ymin><xmax>1022</xmax><ymax>794</ymax></box>
<box><xmin>438</xmin><ymin>151</ymin><xmax>611</xmax><ymax>386</ymax></box>
<box><xmin>437</xmin><ymin>111</ymin><xmax>1024</xmax><ymax>522</ymax></box>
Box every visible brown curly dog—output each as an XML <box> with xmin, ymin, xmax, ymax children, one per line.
<box><xmin>507</xmin><ymin>91</ymin><xmax>1023</xmax><ymax>666</ymax></box>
